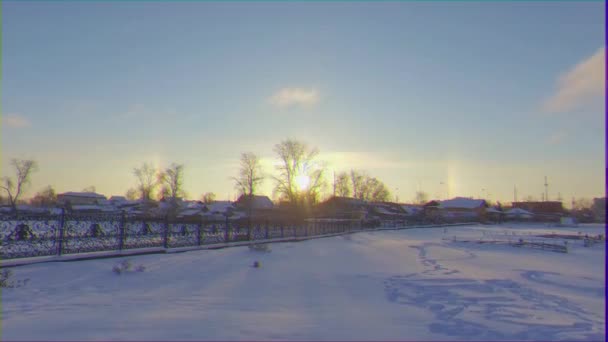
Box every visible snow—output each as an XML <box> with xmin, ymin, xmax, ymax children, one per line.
<box><xmin>204</xmin><ymin>201</ymin><xmax>235</xmax><ymax>214</ymax></box>
<box><xmin>2</xmin><ymin>223</ymin><xmax>605</xmax><ymax>341</ymax></box>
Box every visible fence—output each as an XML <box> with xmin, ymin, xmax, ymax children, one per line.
<box><xmin>0</xmin><ymin>212</ymin><xmax>364</xmax><ymax>260</ymax></box>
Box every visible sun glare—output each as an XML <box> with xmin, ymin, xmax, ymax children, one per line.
<box><xmin>296</xmin><ymin>175</ymin><xmax>310</xmax><ymax>191</ymax></box>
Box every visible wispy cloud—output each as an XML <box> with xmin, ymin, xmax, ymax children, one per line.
<box><xmin>2</xmin><ymin>113</ymin><xmax>30</xmax><ymax>128</ymax></box>
<box><xmin>269</xmin><ymin>87</ymin><xmax>320</xmax><ymax>108</ymax></box>
<box><xmin>543</xmin><ymin>47</ymin><xmax>605</xmax><ymax>113</ymax></box>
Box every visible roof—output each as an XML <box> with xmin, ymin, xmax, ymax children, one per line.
<box><xmin>204</xmin><ymin>201</ymin><xmax>235</xmax><ymax>214</ymax></box>
<box><xmin>438</xmin><ymin>197</ymin><xmax>486</xmax><ymax>209</ymax></box>
<box><xmin>505</xmin><ymin>208</ymin><xmax>534</xmax><ymax>215</ymax></box>
<box><xmin>236</xmin><ymin>195</ymin><xmax>275</xmax><ymax>210</ymax></box>
<box><xmin>109</xmin><ymin>196</ymin><xmax>127</xmax><ymax>202</ymax></box>
<box><xmin>58</xmin><ymin>192</ymin><xmax>106</xmax><ymax>199</ymax></box>
<box><xmin>71</xmin><ymin>205</ymin><xmax>117</xmax><ymax>212</ymax></box>
<box><xmin>401</xmin><ymin>205</ymin><xmax>423</xmax><ymax>215</ymax></box>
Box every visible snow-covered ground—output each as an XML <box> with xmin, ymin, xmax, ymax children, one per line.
<box><xmin>2</xmin><ymin>223</ymin><xmax>605</xmax><ymax>341</ymax></box>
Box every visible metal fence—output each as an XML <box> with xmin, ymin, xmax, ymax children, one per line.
<box><xmin>0</xmin><ymin>212</ymin><xmax>363</xmax><ymax>260</ymax></box>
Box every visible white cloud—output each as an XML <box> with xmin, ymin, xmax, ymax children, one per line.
<box><xmin>269</xmin><ymin>87</ymin><xmax>320</xmax><ymax>108</ymax></box>
<box><xmin>543</xmin><ymin>47</ymin><xmax>605</xmax><ymax>113</ymax></box>
<box><xmin>2</xmin><ymin>114</ymin><xmax>30</xmax><ymax>128</ymax></box>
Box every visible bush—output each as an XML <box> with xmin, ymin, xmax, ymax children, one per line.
<box><xmin>112</xmin><ymin>265</ymin><xmax>122</xmax><ymax>275</ymax></box>
<box><xmin>112</xmin><ymin>259</ymin><xmax>144</xmax><ymax>275</ymax></box>
<box><xmin>0</xmin><ymin>269</ymin><xmax>30</xmax><ymax>288</ymax></box>
<box><xmin>252</xmin><ymin>261</ymin><xmax>261</xmax><ymax>268</ymax></box>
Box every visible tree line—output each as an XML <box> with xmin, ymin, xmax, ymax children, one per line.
<box><xmin>1</xmin><ymin>138</ymin><xmax>397</xmax><ymax>211</ymax></box>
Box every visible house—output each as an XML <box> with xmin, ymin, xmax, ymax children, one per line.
<box><xmin>200</xmin><ymin>201</ymin><xmax>237</xmax><ymax>221</ymax></box>
<box><xmin>592</xmin><ymin>197</ymin><xmax>606</xmax><ymax>222</ymax></box>
<box><xmin>368</xmin><ymin>202</ymin><xmax>408</xmax><ymax>225</ymax></box>
<box><xmin>57</xmin><ymin>192</ymin><xmax>107</xmax><ymax>206</ymax></box>
<box><xmin>485</xmin><ymin>206</ymin><xmax>504</xmax><ymax>223</ymax></box>
<box><xmin>437</xmin><ymin>197</ymin><xmax>488</xmax><ymax>222</ymax></box>
<box><xmin>504</xmin><ymin>207</ymin><xmax>534</xmax><ymax>220</ymax></box>
<box><xmin>314</xmin><ymin>196</ymin><xmax>368</xmax><ymax>220</ymax></box>
<box><xmin>512</xmin><ymin>201</ymin><xmax>565</xmax><ymax>221</ymax></box>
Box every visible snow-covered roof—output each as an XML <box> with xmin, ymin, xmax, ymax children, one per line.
<box><xmin>486</xmin><ymin>207</ymin><xmax>502</xmax><ymax>214</ymax></box>
<box><xmin>109</xmin><ymin>196</ymin><xmax>127</xmax><ymax>202</ymax></box>
<box><xmin>373</xmin><ymin>206</ymin><xmax>395</xmax><ymax>215</ymax></box>
<box><xmin>177</xmin><ymin>208</ymin><xmax>204</xmax><ymax>217</ymax></box>
<box><xmin>181</xmin><ymin>201</ymin><xmax>206</xmax><ymax>210</ymax></box>
<box><xmin>401</xmin><ymin>205</ymin><xmax>423</xmax><ymax>215</ymax></box>
<box><xmin>59</xmin><ymin>192</ymin><xmax>107</xmax><ymax>199</ymax></box>
<box><xmin>205</xmin><ymin>201</ymin><xmax>235</xmax><ymax>214</ymax></box>
<box><xmin>505</xmin><ymin>208</ymin><xmax>534</xmax><ymax>215</ymax></box>
<box><xmin>438</xmin><ymin>197</ymin><xmax>486</xmax><ymax>209</ymax></box>
<box><xmin>249</xmin><ymin>196</ymin><xmax>274</xmax><ymax>209</ymax></box>
<box><xmin>71</xmin><ymin>205</ymin><xmax>117</xmax><ymax>212</ymax></box>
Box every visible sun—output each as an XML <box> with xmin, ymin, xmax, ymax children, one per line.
<box><xmin>296</xmin><ymin>175</ymin><xmax>310</xmax><ymax>191</ymax></box>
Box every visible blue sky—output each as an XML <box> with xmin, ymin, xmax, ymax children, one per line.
<box><xmin>2</xmin><ymin>1</ymin><xmax>605</xmax><ymax>205</ymax></box>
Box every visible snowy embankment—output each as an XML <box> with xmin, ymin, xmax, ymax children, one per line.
<box><xmin>1</xmin><ymin>224</ymin><xmax>605</xmax><ymax>341</ymax></box>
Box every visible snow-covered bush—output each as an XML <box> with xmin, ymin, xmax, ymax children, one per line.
<box><xmin>249</xmin><ymin>244</ymin><xmax>270</xmax><ymax>253</ymax></box>
<box><xmin>112</xmin><ymin>259</ymin><xmax>145</xmax><ymax>275</ymax></box>
<box><xmin>0</xmin><ymin>269</ymin><xmax>30</xmax><ymax>288</ymax></box>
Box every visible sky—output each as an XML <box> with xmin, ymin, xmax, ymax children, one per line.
<box><xmin>1</xmin><ymin>1</ymin><xmax>605</xmax><ymax>206</ymax></box>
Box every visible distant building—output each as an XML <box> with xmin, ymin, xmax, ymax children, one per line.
<box><xmin>57</xmin><ymin>192</ymin><xmax>107</xmax><ymax>206</ymax></box>
<box><xmin>314</xmin><ymin>196</ymin><xmax>368</xmax><ymax>220</ymax></box>
<box><xmin>437</xmin><ymin>197</ymin><xmax>488</xmax><ymax>221</ymax></box>
<box><xmin>592</xmin><ymin>197</ymin><xmax>606</xmax><ymax>222</ymax></box>
<box><xmin>512</xmin><ymin>201</ymin><xmax>565</xmax><ymax>215</ymax></box>
<box><xmin>511</xmin><ymin>201</ymin><xmax>565</xmax><ymax>222</ymax></box>
<box><xmin>235</xmin><ymin>195</ymin><xmax>274</xmax><ymax>210</ymax></box>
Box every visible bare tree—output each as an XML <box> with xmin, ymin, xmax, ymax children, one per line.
<box><xmin>272</xmin><ymin>139</ymin><xmax>326</xmax><ymax>206</ymax></box>
<box><xmin>82</xmin><ymin>185</ymin><xmax>96</xmax><ymax>193</ymax></box>
<box><xmin>201</xmin><ymin>192</ymin><xmax>216</xmax><ymax>204</ymax></box>
<box><xmin>125</xmin><ymin>188</ymin><xmax>138</xmax><ymax>201</ymax></box>
<box><xmin>414</xmin><ymin>191</ymin><xmax>429</xmax><ymax>205</ymax></box>
<box><xmin>572</xmin><ymin>197</ymin><xmax>593</xmax><ymax>211</ymax></box>
<box><xmin>232</xmin><ymin>152</ymin><xmax>264</xmax><ymax>197</ymax></box>
<box><xmin>133</xmin><ymin>163</ymin><xmax>158</xmax><ymax>201</ymax></box>
<box><xmin>30</xmin><ymin>185</ymin><xmax>57</xmax><ymax>207</ymax></box>
<box><xmin>335</xmin><ymin>172</ymin><xmax>351</xmax><ymax>197</ymax></box>
<box><xmin>350</xmin><ymin>169</ymin><xmax>365</xmax><ymax>199</ymax></box>
<box><xmin>1</xmin><ymin>159</ymin><xmax>38</xmax><ymax>211</ymax></box>
<box><xmin>158</xmin><ymin>163</ymin><xmax>186</xmax><ymax>200</ymax></box>
<box><xmin>345</xmin><ymin>169</ymin><xmax>390</xmax><ymax>202</ymax></box>
<box><xmin>359</xmin><ymin>176</ymin><xmax>391</xmax><ymax>202</ymax></box>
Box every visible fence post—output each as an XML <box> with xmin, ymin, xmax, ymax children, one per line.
<box><xmin>197</xmin><ymin>220</ymin><xmax>202</xmax><ymax>246</ymax></box>
<box><xmin>163</xmin><ymin>215</ymin><xmax>169</xmax><ymax>249</ymax></box>
<box><xmin>224</xmin><ymin>216</ymin><xmax>230</xmax><ymax>243</ymax></box>
<box><xmin>265</xmin><ymin>221</ymin><xmax>269</xmax><ymax>239</ymax></box>
<box><xmin>57</xmin><ymin>208</ymin><xmax>66</xmax><ymax>256</ymax></box>
<box><xmin>281</xmin><ymin>225</ymin><xmax>284</xmax><ymax>238</ymax></box>
<box><xmin>118</xmin><ymin>211</ymin><xmax>126</xmax><ymax>251</ymax></box>
<box><xmin>294</xmin><ymin>224</ymin><xmax>297</xmax><ymax>238</ymax></box>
